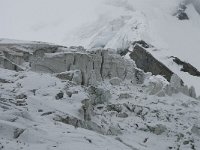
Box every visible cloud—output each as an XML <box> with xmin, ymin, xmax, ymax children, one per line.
<box><xmin>0</xmin><ymin>0</ymin><xmax>103</xmax><ymax>43</ymax></box>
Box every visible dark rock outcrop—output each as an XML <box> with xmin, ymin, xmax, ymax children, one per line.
<box><xmin>132</xmin><ymin>40</ymin><xmax>152</xmax><ymax>49</ymax></box>
<box><xmin>130</xmin><ymin>45</ymin><xmax>174</xmax><ymax>81</ymax></box>
<box><xmin>117</xmin><ymin>40</ymin><xmax>152</xmax><ymax>56</ymax></box>
<box><xmin>53</xmin><ymin>114</ymin><xmax>104</xmax><ymax>134</ymax></box>
<box><xmin>55</xmin><ymin>91</ymin><xmax>64</xmax><ymax>100</ymax></box>
<box><xmin>174</xmin><ymin>4</ymin><xmax>189</xmax><ymax>20</ymax></box>
<box><xmin>177</xmin><ymin>12</ymin><xmax>189</xmax><ymax>20</ymax></box>
<box><xmin>171</xmin><ymin>56</ymin><xmax>200</xmax><ymax>77</ymax></box>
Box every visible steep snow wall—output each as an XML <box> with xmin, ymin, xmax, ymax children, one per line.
<box><xmin>31</xmin><ymin>49</ymin><xmax>140</xmax><ymax>86</ymax></box>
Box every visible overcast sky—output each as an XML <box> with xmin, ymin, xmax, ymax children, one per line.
<box><xmin>1</xmin><ymin>0</ymin><xmax>199</xmax><ymax>44</ymax></box>
<box><xmin>0</xmin><ymin>0</ymin><xmax>104</xmax><ymax>44</ymax></box>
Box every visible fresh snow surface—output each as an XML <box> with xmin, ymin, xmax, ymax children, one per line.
<box><xmin>1</xmin><ymin>1</ymin><xmax>200</xmax><ymax>149</ymax></box>
<box><xmin>0</xmin><ymin>68</ymin><xmax>200</xmax><ymax>150</ymax></box>
<box><xmin>0</xmin><ymin>0</ymin><xmax>102</xmax><ymax>45</ymax></box>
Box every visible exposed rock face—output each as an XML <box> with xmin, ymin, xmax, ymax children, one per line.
<box><xmin>173</xmin><ymin>4</ymin><xmax>189</xmax><ymax>20</ymax></box>
<box><xmin>117</xmin><ymin>40</ymin><xmax>152</xmax><ymax>56</ymax></box>
<box><xmin>129</xmin><ymin>42</ymin><xmax>199</xmax><ymax>98</ymax></box>
<box><xmin>171</xmin><ymin>56</ymin><xmax>200</xmax><ymax>77</ymax></box>
<box><xmin>176</xmin><ymin>11</ymin><xmax>189</xmax><ymax>20</ymax></box>
<box><xmin>55</xmin><ymin>91</ymin><xmax>64</xmax><ymax>100</ymax></box>
<box><xmin>132</xmin><ymin>40</ymin><xmax>152</xmax><ymax>49</ymax></box>
<box><xmin>130</xmin><ymin>45</ymin><xmax>174</xmax><ymax>82</ymax></box>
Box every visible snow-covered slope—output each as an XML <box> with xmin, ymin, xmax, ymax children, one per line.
<box><xmin>0</xmin><ymin>69</ymin><xmax>133</xmax><ymax>150</ymax></box>
<box><xmin>0</xmin><ymin>66</ymin><xmax>200</xmax><ymax>150</ymax></box>
<box><xmin>0</xmin><ymin>41</ymin><xmax>199</xmax><ymax>149</ymax></box>
<box><xmin>65</xmin><ymin>0</ymin><xmax>200</xmax><ymax>95</ymax></box>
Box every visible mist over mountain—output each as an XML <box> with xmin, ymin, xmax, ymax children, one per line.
<box><xmin>1</xmin><ymin>1</ymin><xmax>200</xmax><ymax>150</ymax></box>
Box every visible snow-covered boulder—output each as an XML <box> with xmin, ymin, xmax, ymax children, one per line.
<box><xmin>88</xmin><ymin>86</ymin><xmax>111</xmax><ymax>105</ymax></box>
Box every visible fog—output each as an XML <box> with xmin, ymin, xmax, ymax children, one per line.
<box><xmin>0</xmin><ymin>0</ymin><xmax>199</xmax><ymax>45</ymax></box>
<box><xmin>0</xmin><ymin>0</ymin><xmax>104</xmax><ymax>44</ymax></box>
